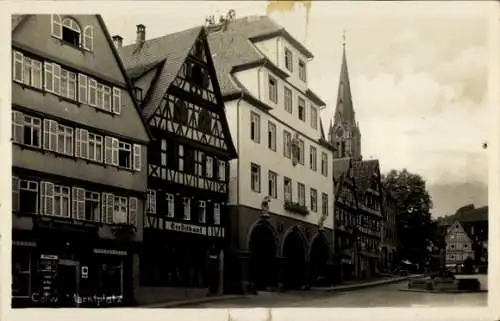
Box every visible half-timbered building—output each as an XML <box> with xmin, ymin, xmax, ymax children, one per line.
<box><xmin>11</xmin><ymin>14</ymin><xmax>151</xmax><ymax>307</ymax></box>
<box><xmin>332</xmin><ymin>158</ymin><xmax>359</xmax><ymax>283</ymax></box>
<box><xmin>116</xmin><ymin>25</ymin><xmax>237</xmax><ymax>303</ymax></box>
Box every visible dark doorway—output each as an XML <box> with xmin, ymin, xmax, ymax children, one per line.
<box><xmin>248</xmin><ymin>223</ymin><xmax>277</xmax><ymax>291</ymax></box>
<box><xmin>282</xmin><ymin>229</ymin><xmax>306</xmax><ymax>290</ymax></box>
<box><xmin>309</xmin><ymin>235</ymin><xmax>330</xmax><ymax>286</ymax></box>
<box><xmin>56</xmin><ymin>263</ymin><xmax>78</xmax><ymax>307</ymax></box>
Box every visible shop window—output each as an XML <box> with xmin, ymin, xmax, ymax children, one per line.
<box><xmin>12</xmin><ymin>248</ymin><xmax>31</xmax><ymax>298</ymax></box>
<box><xmin>98</xmin><ymin>258</ymin><xmax>123</xmax><ymax>297</ymax></box>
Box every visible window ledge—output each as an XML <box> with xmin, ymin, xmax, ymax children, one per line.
<box><xmin>52</xmin><ymin>36</ymin><xmax>90</xmax><ymax>54</ymax></box>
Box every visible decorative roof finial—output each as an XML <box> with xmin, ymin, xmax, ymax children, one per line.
<box><xmin>342</xmin><ymin>29</ymin><xmax>347</xmax><ymax>48</ymax></box>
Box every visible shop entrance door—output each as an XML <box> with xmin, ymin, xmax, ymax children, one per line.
<box><xmin>57</xmin><ymin>260</ymin><xmax>79</xmax><ymax>307</ymax></box>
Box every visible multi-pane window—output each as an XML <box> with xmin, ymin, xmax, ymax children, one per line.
<box><xmin>113</xmin><ymin>196</ymin><xmax>128</xmax><ymax>224</ymax></box>
<box><xmin>53</xmin><ymin>185</ymin><xmax>71</xmax><ymax>217</ymax></box>
<box><xmin>118</xmin><ymin>142</ymin><xmax>131</xmax><ymax>168</ymax></box>
<box><xmin>283</xmin><ymin>130</ymin><xmax>291</xmax><ymax>158</ymax></box>
<box><xmin>11</xmin><ymin>112</ymin><xmax>41</xmax><ymax>148</ymax></box>
<box><xmin>12</xmin><ymin>51</ymin><xmax>42</xmax><ymax>89</ymax></box>
<box><xmin>88</xmin><ymin>78</ymin><xmax>97</xmax><ymax>106</ymax></box>
<box><xmin>284</xmin><ymin>86</ymin><xmax>292</xmax><ymax>113</ymax></box>
<box><xmin>322</xmin><ymin>193</ymin><xmax>329</xmax><ymax>217</ymax></box>
<box><xmin>178</xmin><ymin>144</ymin><xmax>184</xmax><ymax>171</ymax></box>
<box><xmin>183</xmin><ymin>197</ymin><xmax>191</xmax><ymax>220</ymax></box>
<box><xmin>284</xmin><ymin>177</ymin><xmax>292</xmax><ymax>202</ymax></box>
<box><xmin>309</xmin><ymin>146</ymin><xmax>317</xmax><ymax>171</ymax></box>
<box><xmin>298</xmin><ymin>97</ymin><xmax>306</xmax><ymax>121</ymax></box>
<box><xmin>310</xmin><ymin>105</ymin><xmax>318</xmax><ymax>129</ymax></box>
<box><xmin>146</xmin><ymin>190</ymin><xmax>157</xmax><ymax>214</ymax></box>
<box><xmin>268</xmin><ymin>171</ymin><xmax>277</xmax><ymax>199</ymax></box>
<box><xmin>198</xmin><ymin>200</ymin><xmax>206</xmax><ymax>223</ymax></box>
<box><xmin>310</xmin><ymin>188</ymin><xmax>318</xmax><ymax>212</ymax></box>
<box><xmin>166</xmin><ymin>193</ymin><xmax>175</xmax><ymax>218</ymax></box>
<box><xmin>250</xmin><ymin>112</ymin><xmax>260</xmax><ymax>143</ymax></box>
<box><xmin>78</xmin><ymin>74</ymin><xmax>88</xmax><ymax>104</ymax></box>
<box><xmin>57</xmin><ymin>124</ymin><xmax>73</xmax><ymax>155</ymax></box>
<box><xmin>218</xmin><ymin>160</ymin><xmax>226</xmax><ymax>182</ymax></box>
<box><xmin>268</xmin><ymin>121</ymin><xmax>276</xmax><ymax>151</ymax></box>
<box><xmin>13</xmin><ymin>179</ymin><xmax>38</xmax><ymax>214</ymax></box>
<box><xmin>205</xmin><ymin>156</ymin><xmax>213</xmax><ymax>178</ymax></box>
<box><xmin>84</xmin><ymin>191</ymin><xmax>100</xmax><ymax>222</ymax></box>
<box><xmin>297</xmin><ymin>183</ymin><xmax>305</xmax><ymax>206</ymax></box>
<box><xmin>297</xmin><ymin>139</ymin><xmax>305</xmax><ymax>165</ymax></box>
<box><xmin>251</xmin><ymin>163</ymin><xmax>261</xmax><ymax>193</ymax></box>
<box><xmin>213</xmin><ymin>203</ymin><xmax>221</xmax><ymax>225</ymax></box>
<box><xmin>299</xmin><ymin>60</ymin><xmax>307</xmax><ymax>82</ymax></box>
<box><xmin>88</xmin><ymin>132</ymin><xmax>103</xmax><ymax>162</ymax></box>
<box><xmin>60</xmin><ymin>69</ymin><xmax>77</xmax><ymax>100</ymax></box>
<box><xmin>284</xmin><ymin>48</ymin><xmax>293</xmax><ymax>72</ymax></box>
<box><xmin>268</xmin><ymin>75</ymin><xmax>278</xmax><ymax>104</ymax></box>
<box><xmin>321</xmin><ymin>152</ymin><xmax>328</xmax><ymax>176</ymax></box>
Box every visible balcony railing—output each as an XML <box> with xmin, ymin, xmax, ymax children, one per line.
<box><xmin>284</xmin><ymin>200</ymin><xmax>309</xmax><ymax>216</ymax></box>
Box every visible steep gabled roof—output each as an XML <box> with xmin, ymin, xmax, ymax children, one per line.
<box><xmin>12</xmin><ymin>14</ymin><xmax>153</xmax><ymax>142</ymax></box>
<box><xmin>352</xmin><ymin>159</ymin><xmax>380</xmax><ymax>198</ymax></box>
<box><xmin>207</xmin><ymin>15</ymin><xmax>325</xmax><ymax>106</ymax></box>
<box><xmin>118</xmin><ymin>26</ymin><xmax>203</xmax><ymax>120</ymax></box>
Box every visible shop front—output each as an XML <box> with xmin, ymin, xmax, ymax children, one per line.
<box><xmin>12</xmin><ymin>220</ymin><xmax>136</xmax><ymax>308</ymax></box>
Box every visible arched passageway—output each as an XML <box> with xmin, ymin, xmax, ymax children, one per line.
<box><xmin>248</xmin><ymin>223</ymin><xmax>277</xmax><ymax>291</ymax></box>
<box><xmin>282</xmin><ymin>229</ymin><xmax>306</xmax><ymax>290</ymax></box>
<box><xmin>309</xmin><ymin>235</ymin><xmax>330</xmax><ymax>286</ymax></box>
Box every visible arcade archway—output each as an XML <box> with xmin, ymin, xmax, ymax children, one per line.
<box><xmin>248</xmin><ymin>223</ymin><xmax>277</xmax><ymax>290</ymax></box>
<box><xmin>282</xmin><ymin>228</ymin><xmax>306</xmax><ymax>290</ymax></box>
<box><xmin>309</xmin><ymin>234</ymin><xmax>330</xmax><ymax>286</ymax></box>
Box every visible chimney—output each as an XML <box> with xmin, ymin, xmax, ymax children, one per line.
<box><xmin>136</xmin><ymin>24</ymin><xmax>146</xmax><ymax>45</ymax></box>
<box><xmin>112</xmin><ymin>35</ymin><xmax>123</xmax><ymax>49</ymax></box>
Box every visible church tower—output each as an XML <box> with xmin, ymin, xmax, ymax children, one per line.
<box><xmin>328</xmin><ymin>32</ymin><xmax>362</xmax><ymax>160</ymax></box>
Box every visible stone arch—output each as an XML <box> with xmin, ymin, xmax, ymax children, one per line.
<box><xmin>280</xmin><ymin>225</ymin><xmax>307</xmax><ymax>258</ymax></box>
<box><xmin>281</xmin><ymin>225</ymin><xmax>307</xmax><ymax>290</ymax></box>
<box><xmin>309</xmin><ymin>232</ymin><xmax>331</xmax><ymax>286</ymax></box>
<box><xmin>247</xmin><ymin>220</ymin><xmax>278</xmax><ymax>290</ymax></box>
<box><xmin>246</xmin><ymin>219</ymin><xmax>278</xmax><ymax>254</ymax></box>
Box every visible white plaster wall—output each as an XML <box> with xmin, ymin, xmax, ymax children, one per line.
<box><xmin>233</xmin><ymin>69</ymin><xmax>260</xmax><ymax>98</ymax></box>
<box><xmin>224</xmin><ymin>100</ymin><xmax>240</xmax><ymax>205</ymax></box>
<box><xmin>254</xmin><ymin>38</ymin><xmax>278</xmax><ymax>66</ymax></box>
<box><xmin>277</xmin><ymin>36</ymin><xmax>309</xmax><ymax>92</ymax></box>
<box><xmin>227</xmin><ymin>99</ymin><xmax>334</xmax><ymax>229</ymax></box>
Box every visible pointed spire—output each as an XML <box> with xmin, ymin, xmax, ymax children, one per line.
<box><xmin>334</xmin><ymin>29</ymin><xmax>355</xmax><ymax>124</ymax></box>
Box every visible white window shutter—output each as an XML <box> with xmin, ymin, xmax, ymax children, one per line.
<box><xmin>12</xmin><ymin>111</ymin><xmax>24</xmax><ymax>143</ymax></box>
<box><xmin>104</xmin><ymin>136</ymin><xmax>113</xmax><ymax>164</ymax></box>
<box><xmin>106</xmin><ymin>194</ymin><xmax>114</xmax><ymax>224</ymax></box>
<box><xmin>112</xmin><ymin>88</ymin><xmax>121</xmax><ymax>114</ymax></box>
<box><xmin>43</xmin><ymin>119</ymin><xmax>51</xmax><ymax>150</ymax></box>
<box><xmin>44</xmin><ymin>62</ymin><xmax>53</xmax><ymax>92</ymax></box>
<box><xmin>53</xmin><ymin>64</ymin><xmax>61</xmax><ymax>95</ymax></box>
<box><xmin>111</xmin><ymin>138</ymin><xmax>119</xmax><ymax>166</ymax></box>
<box><xmin>12</xmin><ymin>177</ymin><xmax>19</xmax><ymax>212</ymax></box>
<box><xmin>78</xmin><ymin>74</ymin><xmax>88</xmax><ymax>104</ymax></box>
<box><xmin>74</xmin><ymin>129</ymin><xmax>81</xmax><ymax>157</ymax></box>
<box><xmin>80</xmin><ymin>129</ymin><xmax>89</xmax><ymax>159</ymax></box>
<box><xmin>49</xmin><ymin>120</ymin><xmax>58</xmax><ymax>151</ymax></box>
<box><xmin>72</xmin><ymin>187</ymin><xmax>80</xmax><ymax>219</ymax></box>
<box><xmin>129</xmin><ymin>197</ymin><xmax>138</xmax><ymax>226</ymax></box>
<box><xmin>77</xmin><ymin>188</ymin><xmax>85</xmax><ymax>220</ymax></box>
<box><xmin>83</xmin><ymin>25</ymin><xmax>94</xmax><ymax>51</ymax></box>
<box><xmin>133</xmin><ymin>144</ymin><xmax>141</xmax><ymax>171</ymax></box>
<box><xmin>101</xmin><ymin>193</ymin><xmax>108</xmax><ymax>223</ymax></box>
<box><xmin>51</xmin><ymin>14</ymin><xmax>62</xmax><ymax>39</ymax></box>
<box><xmin>41</xmin><ymin>181</ymin><xmax>54</xmax><ymax>215</ymax></box>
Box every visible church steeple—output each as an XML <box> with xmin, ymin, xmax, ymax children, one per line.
<box><xmin>329</xmin><ymin>30</ymin><xmax>362</xmax><ymax>160</ymax></box>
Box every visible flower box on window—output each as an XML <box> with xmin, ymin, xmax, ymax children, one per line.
<box><xmin>111</xmin><ymin>223</ymin><xmax>136</xmax><ymax>240</ymax></box>
<box><xmin>284</xmin><ymin>200</ymin><xmax>309</xmax><ymax>216</ymax></box>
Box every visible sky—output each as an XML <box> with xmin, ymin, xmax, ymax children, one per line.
<box><xmin>101</xmin><ymin>1</ymin><xmax>491</xmax><ymax>216</ymax></box>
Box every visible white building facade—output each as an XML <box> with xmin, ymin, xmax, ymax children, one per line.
<box><xmin>208</xmin><ymin>15</ymin><xmax>336</xmax><ymax>293</ymax></box>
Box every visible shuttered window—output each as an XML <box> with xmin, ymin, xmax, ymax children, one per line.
<box><xmin>72</xmin><ymin>187</ymin><xmax>86</xmax><ymax>220</ymax></box>
<box><xmin>133</xmin><ymin>144</ymin><xmax>141</xmax><ymax>171</ymax></box>
<box><xmin>146</xmin><ymin>190</ymin><xmax>156</xmax><ymax>214</ymax></box>
<box><xmin>102</xmin><ymin>193</ymin><xmax>114</xmax><ymax>224</ymax></box>
<box><xmin>112</xmin><ymin>87</ymin><xmax>121</xmax><ymax>114</ymax></box>
<box><xmin>129</xmin><ymin>197</ymin><xmax>138</xmax><ymax>226</ymax></box>
<box><xmin>40</xmin><ymin>181</ymin><xmax>54</xmax><ymax>216</ymax></box>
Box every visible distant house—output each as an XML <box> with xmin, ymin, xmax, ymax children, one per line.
<box><xmin>441</xmin><ymin>204</ymin><xmax>488</xmax><ymax>272</ymax></box>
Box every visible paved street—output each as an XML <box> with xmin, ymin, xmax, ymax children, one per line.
<box><xmin>180</xmin><ymin>275</ymin><xmax>487</xmax><ymax>308</ymax></box>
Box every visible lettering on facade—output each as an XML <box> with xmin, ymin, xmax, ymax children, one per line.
<box><xmin>92</xmin><ymin>248</ymin><xmax>128</xmax><ymax>256</ymax></box>
<box><xmin>145</xmin><ymin>215</ymin><xmax>225</xmax><ymax>238</ymax></box>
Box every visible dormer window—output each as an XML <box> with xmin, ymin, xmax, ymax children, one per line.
<box><xmin>51</xmin><ymin>15</ymin><xmax>94</xmax><ymax>52</ymax></box>
<box><xmin>134</xmin><ymin>87</ymin><xmax>143</xmax><ymax>104</ymax></box>
<box><xmin>62</xmin><ymin>18</ymin><xmax>81</xmax><ymax>47</ymax></box>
